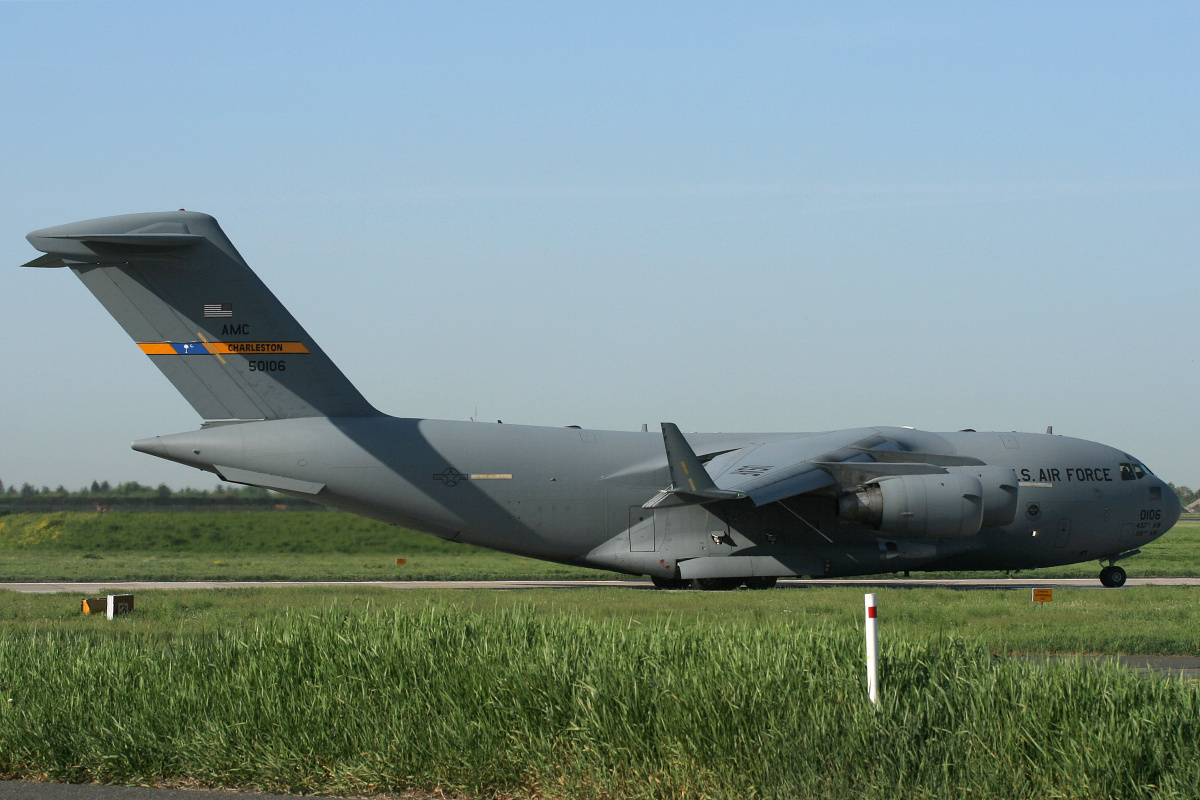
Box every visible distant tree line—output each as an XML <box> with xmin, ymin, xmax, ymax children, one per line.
<box><xmin>1169</xmin><ymin>483</ymin><xmax>1200</xmax><ymax>510</ymax></box>
<box><xmin>0</xmin><ymin>479</ymin><xmax>322</xmax><ymax>512</ymax></box>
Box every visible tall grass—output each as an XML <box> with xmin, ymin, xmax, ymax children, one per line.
<box><xmin>1</xmin><ymin>605</ymin><xmax>1197</xmax><ymax>798</ymax></box>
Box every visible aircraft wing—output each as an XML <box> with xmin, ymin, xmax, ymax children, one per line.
<box><xmin>651</xmin><ymin>424</ymin><xmax>983</xmax><ymax>508</ymax></box>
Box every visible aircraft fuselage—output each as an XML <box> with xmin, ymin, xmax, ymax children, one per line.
<box><xmin>134</xmin><ymin>417</ymin><xmax>1180</xmax><ymax>581</ymax></box>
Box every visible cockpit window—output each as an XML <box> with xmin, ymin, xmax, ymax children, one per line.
<box><xmin>1119</xmin><ymin>461</ymin><xmax>1149</xmax><ymax>481</ymax></box>
<box><xmin>1118</xmin><ymin>453</ymin><xmax>1156</xmax><ymax>479</ymax></box>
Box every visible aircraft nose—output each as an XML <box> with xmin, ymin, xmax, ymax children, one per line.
<box><xmin>1161</xmin><ymin>478</ymin><xmax>1183</xmax><ymax>530</ymax></box>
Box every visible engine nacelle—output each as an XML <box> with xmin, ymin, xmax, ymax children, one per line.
<box><xmin>838</xmin><ymin>467</ymin><xmax>1018</xmax><ymax>539</ymax></box>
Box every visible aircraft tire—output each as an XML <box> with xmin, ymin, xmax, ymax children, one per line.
<box><xmin>1099</xmin><ymin>565</ymin><xmax>1127</xmax><ymax>588</ymax></box>
<box><xmin>651</xmin><ymin>576</ymin><xmax>690</xmax><ymax>590</ymax></box>
<box><xmin>745</xmin><ymin>576</ymin><xmax>778</xmax><ymax>590</ymax></box>
<box><xmin>692</xmin><ymin>577</ymin><xmax>739</xmax><ymax>591</ymax></box>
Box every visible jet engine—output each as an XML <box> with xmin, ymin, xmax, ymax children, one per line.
<box><xmin>838</xmin><ymin>467</ymin><xmax>1019</xmax><ymax>539</ymax></box>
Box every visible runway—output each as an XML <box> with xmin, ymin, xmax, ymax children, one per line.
<box><xmin>2</xmin><ymin>576</ymin><xmax>1200</xmax><ymax>593</ymax></box>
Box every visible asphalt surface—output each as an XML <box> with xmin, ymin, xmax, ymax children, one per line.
<box><xmin>3</xmin><ymin>577</ymin><xmax>1200</xmax><ymax>593</ymax></box>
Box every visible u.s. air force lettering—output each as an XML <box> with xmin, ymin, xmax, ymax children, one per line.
<box><xmin>1018</xmin><ymin>467</ymin><xmax>1116</xmax><ymax>483</ymax></box>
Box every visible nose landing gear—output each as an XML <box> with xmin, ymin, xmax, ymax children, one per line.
<box><xmin>1099</xmin><ymin>564</ymin><xmax>1127</xmax><ymax>588</ymax></box>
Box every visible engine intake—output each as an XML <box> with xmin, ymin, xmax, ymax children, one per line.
<box><xmin>838</xmin><ymin>467</ymin><xmax>1018</xmax><ymax>539</ymax></box>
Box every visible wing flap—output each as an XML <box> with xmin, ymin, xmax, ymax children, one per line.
<box><xmin>743</xmin><ymin>466</ymin><xmax>836</xmax><ymax>506</ymax></box>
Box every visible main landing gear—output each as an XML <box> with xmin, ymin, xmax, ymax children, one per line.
<box><xmin>1099</xmin><ymin>564</ymin><xmax>1127</xmax><ymax>588</ymax></box>
<box><xmin>649</xmin><ymin>575</ymin><xmax>778</xmax><ymax>590</ymax></box>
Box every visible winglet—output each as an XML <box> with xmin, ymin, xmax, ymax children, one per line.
<box><xmin>659</xmin><ymin>423</ymin><xmax>745</xmax><ymax>503</ymax></box>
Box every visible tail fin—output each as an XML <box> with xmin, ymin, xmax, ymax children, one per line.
<box><xmin>25</xmin><ymin>211</ymin><xmax>379</xmax><ymax>421</ymax></box>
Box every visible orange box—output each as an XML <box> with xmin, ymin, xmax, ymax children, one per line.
<box><xmin>82</xmin><ymin>598</ymin><xmax>106</xmax><ymax>614</ymax></box>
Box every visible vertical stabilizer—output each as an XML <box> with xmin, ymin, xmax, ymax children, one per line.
<box><xmin>25</xmin><ymin>211</ymin><xmax>378</xmax><ymax>421</ymax></box>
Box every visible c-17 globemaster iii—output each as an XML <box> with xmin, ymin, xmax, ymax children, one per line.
<box><xmin>24</xmin><ymin>211</ymin><xmax>1181</xmax><ymax>588</ymax></box>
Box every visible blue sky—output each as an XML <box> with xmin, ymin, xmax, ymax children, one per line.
<box><xmin>2</xmin><ymin>1</ymin><xmax>1198</xmax><ymax>491</ymax></box>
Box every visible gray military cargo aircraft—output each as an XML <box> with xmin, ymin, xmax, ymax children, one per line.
<box><xmin>24</xmin><ymin>211</ymin><xmax>1181</xmax><ymax>588</ymax></box>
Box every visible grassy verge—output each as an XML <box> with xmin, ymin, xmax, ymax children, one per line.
<box><xmin>0</xmin><ymin>512</ymin><xmax>1196</xmax><ymax>582</ymax></box>
<box><xmin>0</xmin><ymin>596</ymin><xmax>1197</xmax><ymax>799</ymax></box>
<box><xmin>0</xmin><ymin>511</ymin><xmax>626</xmax><ymax>581</ymax></box>
<box><xmin>0</xmin><ymin>551</ymin><xmax>623</xmax><ymax>582</ymax></box>
<box><xmin>3</xmin><ymin>584</ymin><xmax>1198</xmax><ymax>654</ymax></box>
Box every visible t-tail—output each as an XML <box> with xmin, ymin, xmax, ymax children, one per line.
<box><xmin>24</xmin><ymin>211</ymin><xmax>379</xmax><ymax>422</ymax></box>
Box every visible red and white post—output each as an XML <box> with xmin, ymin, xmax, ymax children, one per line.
<box><xmin>865</xmin><ymin>593</ymin><xmax>879</xmax><ymax>705</ymax></box>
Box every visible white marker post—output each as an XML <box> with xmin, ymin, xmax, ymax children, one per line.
<box><xmin>865</xmin><ymin>593</ymin><xmax>879</xmax><ymax>705</ymax></box>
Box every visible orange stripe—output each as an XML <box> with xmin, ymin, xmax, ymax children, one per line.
<box><xmin>208</xmin><ymin>342</ymin><xmax>310</xmax><ymax>354</ymax></box>
<box><xmin>137</xmin><ymin>343</ymin><xmax>179</xmax><ymax>355</ymax></box>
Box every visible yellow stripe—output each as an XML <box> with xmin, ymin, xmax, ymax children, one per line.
<box><xmin>208</xmin><ymin>342</ymin><xmax>311</xmax><ymax>354</ymax></box>
<box><xmin>196</xmin><ymin>331</ymin><xmax>225</xmax><ymax>364</ymax></box>
<box><xmin>137</xmin><ymin>343</ymin><xmax>177</xmax><ymax>355</ymax></box>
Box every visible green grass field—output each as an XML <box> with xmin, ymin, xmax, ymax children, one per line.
<box><xmin>3</xmin><ymin>512</ymin><xmax>1199</xmax><ymax>799</ymax></box>
<box><xmin>3</xmin><ymin>584</ymin><xmax>1199</xmax><ymax>655</ymax></box>
<box><xmin>0</xmin><ymin>511</ymin><xmax>1197</xmax><ymax>582</ymax></box>
<box><xmin>1</xmin><ymin>593</ymin><xmax>1197</xmax><ymax>799</ymax></box>
<box><xmin>0</xmin><ymin>511</ymin><xmax>625</xmax><ymax>581</ymax></box>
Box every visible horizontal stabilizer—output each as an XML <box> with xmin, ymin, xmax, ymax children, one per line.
<box><xmin>37</xmin><ymin>232</ymin><xmax>204</xmax><ymax>249</ymax></box>
<box><xmin>21</xmin><ymin>253</ymin><xmax>67</xmax><ymax>269</ymax></box>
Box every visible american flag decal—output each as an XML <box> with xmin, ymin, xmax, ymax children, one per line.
<box><xmin>203</xmin><ymin>303</ymin><xmax>232</xmax><ymax>318</ymax></box>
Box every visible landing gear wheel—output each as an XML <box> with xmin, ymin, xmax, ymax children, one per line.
<box><xmin>651</xmin><ymin>575</ymin><xmax>690</xmax><ymax>589</ymax></box>
<box><xmin>692</xmin><ymin>577</ymin><xmax>739</xmax><ymax>591</ymax></box>
<box><xmin>745</xmin><ymin>576</ymin><xmax>778</xmax><ymax>590</ymax></box>
<box><xmin>1099</xmin><ymin>565</ymin><xmax>1127</xmax><ymax>588</ymax></box>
